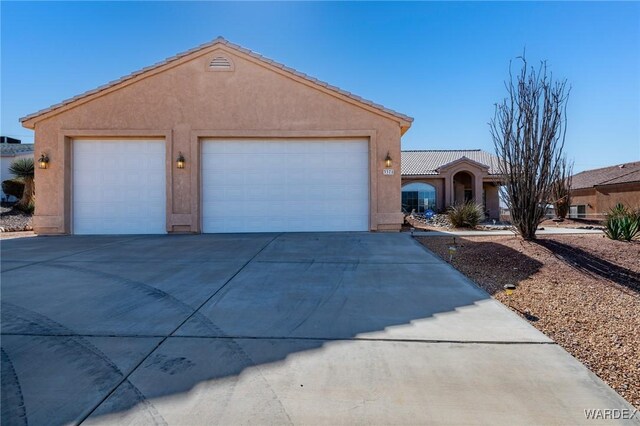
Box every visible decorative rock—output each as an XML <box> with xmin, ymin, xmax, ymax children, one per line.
<box><xmin>0</xmin><ymin>207</ymin><xmax>33</xmax><ymax>232</ymax></box>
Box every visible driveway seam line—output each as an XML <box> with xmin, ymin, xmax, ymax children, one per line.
<box><xmin>75</xmin><ymin>232</ymin><xmax>283</xmax><ymax>425</ymax></box>
<box><xmin>0</xmin><ymin>332</ymin><xmax>555</xmax><ymax>345</ymax></box>
<box><xmin>0</xmin><ymin>235</ymin><xmax>148</xmax><ymax>273</ymax></box>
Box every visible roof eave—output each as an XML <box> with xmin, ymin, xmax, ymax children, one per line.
<box><xmin>595</xmin><ymin>180</ymin><xmax>640</xmax><ymax>188</ymax></box>
<box><xmin>20</xmin><ymin>37</ymin><xmax>414</xmax><ymax>130</ymax></box>
<box><xmin>401</xmin><ymin>173</ymin><xmax>439</xmax><ymax>177</ymax></box>
<box><xmin>436</xmin><ymin>157</ymin><xmax>491</xmax><ymax>173</ymax></box>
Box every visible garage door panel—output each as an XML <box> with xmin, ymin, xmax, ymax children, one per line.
<box><xmin>73</xmin><ymin>139</ymin><xmax>166</xmax><ymax>235</ymax></box>
<box><xmin>202</xmin><ymin>138</ymin><xmax>369</xmax><ymax>233</ymax></box>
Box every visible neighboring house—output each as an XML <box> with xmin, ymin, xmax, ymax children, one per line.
<box><xmin>569</xmin><ymin>161</ymin><xmax>640</xmax><ymax>220</ymax></box>
<box><xmin>20</xmin><ymin>37</ymin><xmax>413</xmax><ymax>235</ymax></box>
<box><xmin>1</xmin><ymin>138</ymin><xmax>34</xmax><ymax>202</ymax></box>
<box><xmin>401</xmin><ymin>150</ymin><xmax>501</xmax><ymax>219</ymax></box>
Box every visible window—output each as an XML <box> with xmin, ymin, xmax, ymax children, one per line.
<box><xmin>569</xmin><ymin>205</ymin><xmax>586</xmax><ymax>219</ymax></box>
<box><xmin>578</xmin><ymin>205</ymin><xmax>586</xmax><ymax>218</ymax></box>
<box><xmin>402</xmin><ymin>182</ymin><xmax>436</xmax><ymax>213</ymax></box>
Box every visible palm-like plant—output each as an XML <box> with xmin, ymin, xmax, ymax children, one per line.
<box><xmin>9</xmin><ymin>157</ymin><xmax>35</xmax><ymax>212</ymax></box>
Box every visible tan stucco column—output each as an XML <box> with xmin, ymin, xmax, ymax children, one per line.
<box><xmin>443</xmin><ymin>177</ymin><xmax>450</xmax><ymax>209</ymax></box>
<box><xmin>474</xmin><ymin>172</ymin><xmax>484</xmax><ymax>207</ymax></box>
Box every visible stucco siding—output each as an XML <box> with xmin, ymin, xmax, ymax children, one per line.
<box><xmin>30</xmin><ymin>46</ymin><xmax>406</xmax><ymax>234</ymax></box>
<box><xmin>571</xmin><ymin>183</ymin><xmax>640</xmax><ymax>220</ymax></box>
<box><xmin>595</xmin><ymin>183</ymin><xmax>640</xmax><ymax>211</ymax></box>
<box><xmin>483</xmin><ymin>183</ymin><xmax>500</xmax><ymax>219</ymax></box>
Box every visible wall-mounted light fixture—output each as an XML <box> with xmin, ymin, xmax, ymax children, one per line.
<box><xmin>38</xmin><ymin>153</ymin><xmax>49</xmax><ymax>169</ymax></box>
<box><xmin>384</xmin><ymin>152</ymin><xmax>393</xmax><ymax>168</ymax></box>
<box><xmin>176</xmin><ymin>152</ymin><xmax>185</xmax><ymax>169</ymax></box>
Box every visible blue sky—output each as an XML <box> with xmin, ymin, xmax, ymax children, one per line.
<box><xmin>2</xmin><ymin>1</ymin><xmax>639</xmax><ymax>172</ymax></box>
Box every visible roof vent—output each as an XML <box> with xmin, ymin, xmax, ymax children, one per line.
<box><xmin>208</xmin><ymin>55</ymin><xmax>233</xmax><ymax>71</ymax></box>
<box><xmin>619</xmin><ymin>164</ymin><xmax>625</xmax><ymax>169</ymax></box>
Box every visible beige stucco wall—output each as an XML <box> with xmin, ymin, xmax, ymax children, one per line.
<box><xmin>570</xmin><ymin>188</ymin><xmax>598</xmax><ymax>219</ymax></box>
<box><xmin>483</xmin><ymin>182</ymin><xmax>500</xmax><ymax>219</ymax></box>
<box><xmin>571</xmin><ymin>183</ymin><xmax>640</xmax><ymax>220</ymax></box>
<box><xmin>437</xmin><ymin>160</ymin><xmax>487</xmax><ymax>208</ymax></box>
<box><xmin>27</xmin><ymin>45</ymin><xmax>408</xmax><ymax>234</ymax></box>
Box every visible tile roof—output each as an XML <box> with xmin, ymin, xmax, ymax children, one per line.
<box><xmin>571</xmin><ymin>161</ymin><xmax>640</xmax><ymax>189</ymax></box>
<box><xmin>20</xmin><ymin>37</ymin><xmax>413</xmax><ymax>127</ymax></box>
<box><xmin>0</xmin><ymin>143</ymin><xmax>34</xmax><ymax>157</ymax></box>
<box><xmin>401</xmin><ymin>150</ymin><xmax>501</xmax><ymax>176</ymax></box>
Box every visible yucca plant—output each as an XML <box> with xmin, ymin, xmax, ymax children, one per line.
<box><xmin>447</xmin><ymin>201</ymin><xmax>483</xmax><ymax>228</ymax></box>
<box><xmin>618</xmin><ymin>214</ymin><xmax>640</xmax><ymax>242</ymax></box>
<box><xmin>603</xmin><ymin>203</ymin><xmax>640</xmax><ymax>242</ymax></box>
<box><xmin>603</xmin><ymin>215</ymin><xmax>623</xmax><ymax>240</ymax></box>
<box><xmin>9</xmin><ymin>158</ymin><xmax>35</xmax><ymax>212</ymax></box>
<box><xmin>608</xmin><ymin>203</ymin><xmax>629</xmax><ymax>219</ymax></box>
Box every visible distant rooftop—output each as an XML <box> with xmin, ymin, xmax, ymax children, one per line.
<box><xmin>571</xmin><ymin>161</ymin><xmax>640</xmax><ymax>189</ymax></box>
<box><xmin>401</xmin><ymin>149</ymin><xmax>501</xmax><ymax>176</ymax></box>
<box><xmin>0</xmin><ymin>143</ymin><xmax>34</xmax><ymax>157</ymax></box>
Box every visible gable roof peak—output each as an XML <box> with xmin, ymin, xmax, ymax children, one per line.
<box><xmin>20</xmin><ymin>37</ymin><xmax>412</xmax><ymax>129</ymax></box>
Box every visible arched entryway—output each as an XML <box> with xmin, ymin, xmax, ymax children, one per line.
<box><xmin>402</xmin><ymin>182</ymin><xmax>437</xmax><ymax>213</ymax></box>
<box><xmin>452</xmin><ymin>171</ymin><xmax>474</xmax><ymax>205</ymax></box>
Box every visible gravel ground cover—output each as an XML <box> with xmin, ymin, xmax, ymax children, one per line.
<box><xmin>539</xmin><ymin>218</ymin><xmax>604</xmax><ymax>230</ymax></box>
<box><xmin>0</xmin><ymin>205</ymin><xmax>33</xmax><ymax>232</ymax></box>
<box><xmin>417</xmin><ymin>234</ymin><xmax>640</xmax><ymax>408</ymax></box>
<box><xmin>0</xmin><ymin>231</ymin><xmax>36</xmax><ymax>240</ymax></box>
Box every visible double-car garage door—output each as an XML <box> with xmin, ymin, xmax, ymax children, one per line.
<box><xmin>72</xmin><ymin>138</ymin><xmax>369</xmax><ymax>234</ymax></box>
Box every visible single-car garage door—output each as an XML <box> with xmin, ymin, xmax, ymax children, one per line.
<box><xmin>202</xmin><ymin>139</ymin><xmax>369</xmax><ymax>233</ymax></box>
<box><xmin>73</xmin><ymin>139</ymin><xmax>166</xmax><ymax>234</ymax></box>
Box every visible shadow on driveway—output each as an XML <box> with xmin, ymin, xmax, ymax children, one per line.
<box><xmin>0</xmin><ymin>233</ymin><xmax>631</xmax><ymax>425</ymax></box>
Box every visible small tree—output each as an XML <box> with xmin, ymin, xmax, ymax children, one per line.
<box><xmin>490</xmin><ymin>55</ymin><xmax>570</xmax><ymax>240</ymax></box>
<box><xmin>550</xmin><ymin>156</ymin><xmax>573</xmax><ymax>219</ymax></box>
<box><xmin>9</xmin><ymin>158</ymin><xmax>35</xmax><ymax>212</ymax></box>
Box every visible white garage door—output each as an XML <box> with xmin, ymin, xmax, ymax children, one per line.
<box><xmin>73</xmin><ymin>139</ymin><xmax>166</xmax><ymax>234</ymax></box>
<box><xmin>202</xmin><ymin>139</ymin><xmax>369</xmax><ymax>233</ymax></box>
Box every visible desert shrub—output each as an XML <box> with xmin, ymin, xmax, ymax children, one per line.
<box><xmin>2</xmin><ymin>179</ymin><xmax>25</xmax><ymax>199</ymax></box>
<box><xmin>448</xmin><ymin>202</ymin><xmax>483</xmax><ymax>228</ymax></box>
<box><xmin>603</xmin><ymin>203</ymin><xmax>640</xmax><ymax>242</ymax></box>
<box><xmin>619</xmin><ymin>215</ymin><xmax>640</xmax><ymax>241</ymax></box>
<box><xmin>608</xmin><ymin>203</ymin><xmax>629</xmax><ymax>219</ymax></box>
<box><xmin>603</xmin><ymin>216</ymin><xmax>623</xmax><ymax>240</ymax></box>
<box><xmin>551</xmin><ymin>157</ymin><xmax>573</xmax><ymax>219</ymax></box>
<box><xmin>9</xmin><ymin>158</ymin><xmax>34</xmax><ymax>211</ymax></box>
<box><xmin>17</xmin><ymin>202</ymin><xmax>35</xmax><ymax>214</ymax></box>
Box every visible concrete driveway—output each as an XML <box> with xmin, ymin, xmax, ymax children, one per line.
<box><xmin>1</xmin><ymin>233</ymin><xmax>636</xmax><ymax>425</ymax></box>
